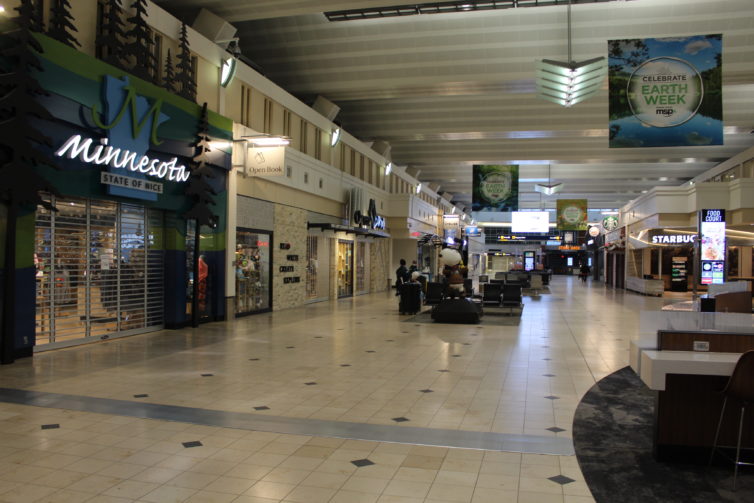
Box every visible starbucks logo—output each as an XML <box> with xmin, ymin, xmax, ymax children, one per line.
<box><xmin>627</xmin><ymin>56</ymin><xmax>703</xmax><ymax>128</ymax></box>
<box><xmin>480</xmin><ymin>172</ymin><xmax>511</xmax><ymax>204</ymax></box>
<box><xmin>602</xmin><ymin>215</ymin><xmax>619</xmax><ymax>231</ymax></box>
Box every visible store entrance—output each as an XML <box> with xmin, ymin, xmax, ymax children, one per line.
<box><xmin>34</xmin><ymin>195</ymin><xmax>165</xmax><ymax>349</ymax></box>
<box><xmin>234</xmin><ymin>228</ymin><xmax>272</xmax><ymax>315</ymax></box>
<box><xmin>337</xmin><ymin>240</ymin><xmax>354</xmax><ymax>298</ymax></box>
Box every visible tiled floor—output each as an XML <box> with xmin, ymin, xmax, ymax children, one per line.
<box><xmin>0</xmin><ymin>276</ymin><xmax>670</xmax><ymax>502</ymax></box>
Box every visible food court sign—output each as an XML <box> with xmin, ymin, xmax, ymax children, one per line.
<box><xmin>608</xmin><ymin>34</ymin><xmax>722</xmax><ymax>148</ymax></box>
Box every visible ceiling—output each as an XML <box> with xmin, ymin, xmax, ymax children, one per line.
<box><xmin>156</xmin><ymin>0</ymin><xmax>754</xmax><ymax>212</ymax></box>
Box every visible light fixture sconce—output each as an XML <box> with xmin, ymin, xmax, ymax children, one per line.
<box><xmin>415</xmin><ymin>183</ymin><xmax>422</xmax><ymax>194</ymax></box>
<box><xmin>330</xmin><ymin>127</ymin><xmax>341</xmax><ymax>147</ymax></box>
<box><xmin>451</xmin><ymin>206</ymin><xmax>456</xmax><ymax>214</ymax></box>
<box><xmin>220</xmin><ymin>56</ymin><xmax>237</xmax><ymax>88</ymax></box>
<box><xmin>384</xmin><ymin>162</ymin><xmax>392</xmax><ymax>175</ymax></box>
<box><xmin>244</xmin><ymin>135</ymin><xmax>290</xmax><ymax>147</ymax></box>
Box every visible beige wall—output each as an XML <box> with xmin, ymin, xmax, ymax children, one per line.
<box><xmin>369</xmin><ymin>238</ymin><xmax>390</xmax><ymax>293</ymax></box>
<box><xmin>236</xmin><ymin>176</ymin><xmax>341</xmax><ymax>218</ymax></box>
<box><xmin>272</xmin><ymin>205</ymin><xmax>307</xmax><ymax>310</ymax></box>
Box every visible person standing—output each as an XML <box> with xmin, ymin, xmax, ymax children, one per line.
<box><xmin>395</xmin><ymin>259</ymin><xmax>409</xmax><ymax>296</ymax></box>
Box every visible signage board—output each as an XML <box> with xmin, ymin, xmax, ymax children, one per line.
<box><xmin>465</xmin><ymin>225</ymin><xmax>481</xmax><ymax>237</ymax></box>
<box><xmin>699</xmin><ymin>209</ymin><xmax>725</xmax><ymax>285</ymax></box>
<box><xmin>608</xmin><ymin>34</ymin><xmax>723</xmax><ymax>148</ymax></box>
<box><xmin>524</xmin><ymin>250</ymin><xmax>535</xmax><ymax>272</ymax></box>
<box><xmin>472</xmin><ymin>165</ymin><xmax>519</xmax><ymax>212</ymax></box>
<box><xmin>651</xmin><ymin>234</ymin><xmax>696</xmax><ymax>245</ymax></box>
<box><xmin>443</xmin><ymin>214</ymin><xmax>461</xmax><ymax>231</ymax></box>
<box><xmin>671</xmin><ymin>256</ymin><xmax>688</xmax><ymax>292</ymax></box>
<box><xmin>247</xmin><ymin>146</ymin><xmax>284</xmax><ymax>176</ymax></box>
<box><xmin>602</xmin><ymin>215</ymin><xmax>619</xmax><ymax>231</ymax></box>
<box><xmin>511</xmin><ymin>211</ymin><xmax>549</xmax><ymax>233</ymax></box>
<box><xmin>557</xmin><ymin>200</ymin><xmax>588</xmax><ymax>231</ymax></box>
<box><xmin>100</xmin><ymin>172</ymin><xmax>163</xmax><ymax>193</ymax></box>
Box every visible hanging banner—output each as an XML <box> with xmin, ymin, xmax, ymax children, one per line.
<box><xmin>472</xmin><ymin>164</ymin><xmax>518</xmax><ymax>212</ymax></box>
<box><xmin>557</xmin><ymin>199</ymin><xmax>588</xmax><ymax>231</ymax></box>
<box><xmin>608</xmin><ymin>34</ymin><xmax>722</xmax><ymax>148</ymax></box>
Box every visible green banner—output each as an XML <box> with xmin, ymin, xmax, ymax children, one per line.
<box><xmin>472</xmin><ymin>165</ymin><xmax>518</xmax><ymax>212</ymax></box>
<box><xmin>608</xmin><ymin>34</ymin><xmax>722</xmax><ymax>148</ymax></box>
<box><xmin>557</xmin><ymin>199</ymin><xmax>588</xmax><ymax>231</ymax></box>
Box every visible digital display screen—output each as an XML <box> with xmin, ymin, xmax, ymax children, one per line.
<box><xmin>699</xmin><ymin>209</ymin><xmax>725</xmax><ymax>285</ymax></box>
<box><xmin>567</xmin><ymin>257</ymin><xmax>574</xmax><ymax>267</ymax></box>
<box><xmin>524</xmin><ymin>251</ymin><xmax>535</xmax><ymax>272</ymax></box>
<box><xmin>511</xmin><ymin>211</ymin><xmax>550</xmax><ymax>233</ymax></box>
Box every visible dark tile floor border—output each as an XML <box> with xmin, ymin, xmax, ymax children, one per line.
<box><xmin>573</xmin><ymin>366</ymin><xmax>754</xmax><ymax>503</ymax></box>
<box><xmin>0</xmin><ymin>387</ymin><xmax>574</xmax><ymax>456</ymax></box>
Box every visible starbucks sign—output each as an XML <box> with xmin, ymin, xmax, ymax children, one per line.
<box><xmin>627</xmin><ymin>57</ymin><xmax>703</xmax><ymax>128</ymax></box>
<box><xmin>602</xmin><ymin>215</ymin><xmax>619</xmax><ymax>231</ymax></box>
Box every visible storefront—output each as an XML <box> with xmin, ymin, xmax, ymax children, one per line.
<box><xmin>337</xmin><ymin>239</ymin><xmax>354</xmax><ymax>298</ymax></box>
<box><xmin>3</xmin><ymin>35</ymin><xmax>232</xmax><ymax>356</ymax></box>
<box><xmin>234</xmin><ymin>229</ymin><xmax>272</xmax><ymax>315</ymax></box>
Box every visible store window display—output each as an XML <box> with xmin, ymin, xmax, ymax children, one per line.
<box><xmin>235</xmin><ymin>229</ymin><xmax>271</xmax><ymax>314</ymax></box>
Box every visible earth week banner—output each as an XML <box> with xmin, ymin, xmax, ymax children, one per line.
<box><xmin>472</xmin><ymin>165</ymin><xmax>518</xmax><ymax>212</ymax></box>
<box><xmin>608</xmin><ymin>34</ymin><xmax>722</xmax><ymax>148</ymax></box>
<box><xmin>557</xmin><ymin>199</ymin><xmax>588</xmax><ymax>231</ymax></box>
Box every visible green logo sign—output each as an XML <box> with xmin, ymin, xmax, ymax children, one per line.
<box><xmin>627</xmin><ymin>57</ymin><xmax>703</xmax><ymax>128</ymax></box>
<box><xmin>602</xmin><ymin>215</ymin><xmax>619</xmax><ymax>231</ymax></box>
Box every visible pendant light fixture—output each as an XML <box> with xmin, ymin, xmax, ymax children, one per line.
<box><xmin>536</xmin><ymin>0</ymin><xmax>606</xmax><ymax>107</ymax></box>
<box><xmin>534</xmin><ymin>164</ymin><xmax>562</xmax><ymax>195</ymax></box>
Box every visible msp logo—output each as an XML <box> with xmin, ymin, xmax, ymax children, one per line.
<box><xmin>55</xmin><ymin>76</ymin><xmax>189</xmax><ymax>201</ymax></box>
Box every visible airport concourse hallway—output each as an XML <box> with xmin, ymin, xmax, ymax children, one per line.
<box><xmin>0</xmin><ymin>276</ymin><xmax>668</xmax><ymax>503</ymax></box>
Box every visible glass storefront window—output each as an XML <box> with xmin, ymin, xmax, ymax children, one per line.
<box><xmin>306</xmin><ymin>236</ymin><xmax>318</xmax><ymax>300</ymax></box>
<box><xmin>235</xmin><ymin>228</ymin><xmax>271</xmax><ymax>315</ymax></box>
<box><xmin>337</xmin><ymin>240</ymin><xmax>353</xmax><ymax>298</ymax></box>
<box><xmin>356</xmin><ymin>241</ymin><xmax>366</xmax><ymax>293</ymax></box>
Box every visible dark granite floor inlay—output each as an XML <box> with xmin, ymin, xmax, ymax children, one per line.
<box><xmin>545</xmin><ymin>395</ymin><xmax>560</xmax><ymax>400</ymax></box>
<box><xmin>419</xmin><ymin>389</ymin><xmax>434</xmax><ymax>393</ymax></box>
<box><xmin>41</xmin><ymin>424</ymin><xmax>59</xmax><ymax>430</ymax></box>
<box><xmin>305</xmin><ymin>382</ymin><xmax>317</xmax><ymax>386</ymax></box>
<box><xmin>549</xmin><ymin>475</ymin><xmax>575</xmax><ymax>485</ymax></box>
<box><xmin>573</xmin><ymin>366</ymin><xmax>754</xmax><ymax>503</ymax></box>
<box><xmin>182</xmin><ymin>441</ymin><xmax>202</xmax><ymax>448</ymax></box>
<box><xmin>543</xmin><ymin>374</ymin><xmax>556</xmax><ymax>377</ymax></box>
<box><xmin>133</xmin><ymin>394</ymin><xmax>149</xmax><ymax>398</ymax></box>
<box><xmin>351</xmin><ymin>459</ymin><xmax>375</xmax><ymax>467</ymax></box>
<box><xmin>201</xmin><ymin>373</ymin><xmax>213</xmax><ymax>377</ymax></box>
<box><xmin>547</xmin><ymin>427</ymin><xmax>566</xmax><ymax>433</ymax></box>
<box><xmin>249</xmin><ymin>358</ymin><xmax>260</xmax><ymax>361</ymax></box>
<box><xmin>392</xmin><ymin>417</ymin><xmax>409</xmax><ymax>423</ymax></box>
<box><xmin>254</xmin><ymin>406</ymin><xmax>270</xmax><ymax>411</ymax></box>
<box><xmin>340</xmin><ymin>364</ymin><xmax>351</xmax><ymax>367</ymax></box>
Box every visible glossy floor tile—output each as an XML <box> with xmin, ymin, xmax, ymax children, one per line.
<box><xmin>0</xmin><ymin>276</ymin><xmax>672</xmax><ymax>502</ymax></box>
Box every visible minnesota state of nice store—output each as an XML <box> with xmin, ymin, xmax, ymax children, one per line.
<box><xmin>5</xmin><ymin>35</ymin><xmax>232</xmax><ymax>356</ymax></box>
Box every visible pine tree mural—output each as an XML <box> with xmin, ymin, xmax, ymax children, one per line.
<box><xmin>0</xmin><ymin>0</ymin><xmax>61</xmax><ymax>364</ymax></box>
<box><xmin>96</xmin><ymin>0</ymin><xmax>127</xmax><ymax>70</ymax></box>
<box><xmin>184</xmin><ymin>103</ymin><xmax>217</xmax><ymax>227</ymax></box>
<box><xmin>184</xmin><ymin>103</ymin><xmax>216</xmax><ymax>326</ymax></box>
<box><xmin>47</xmin><ymin>0</ymin><xmax>80</xmax><ymax>49</ymax></box>
<box><xmin>163</xmin><ymin>49</ymin><xmax>177</xmax><ymax>94</ymax></box>
<box><xmin>124</xmin><ymin>0</ymin><xmax>155</xmax><ymax>82</ymax></box>
<box><xmin>175</xmin><ymin>22</ymin><xmax>196</xmax><ymax>102</ymax></box>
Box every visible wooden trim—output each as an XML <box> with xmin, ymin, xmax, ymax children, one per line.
<box><xmin>658</xmin><ymin>330</ymin><xmax>754</xmax><ymax>353</ymax></box>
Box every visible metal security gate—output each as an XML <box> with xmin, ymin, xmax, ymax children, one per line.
<box><xmin>34</xmin><ymin>195</ymin><xmax>165</xmax><ymax>350</ymax></box>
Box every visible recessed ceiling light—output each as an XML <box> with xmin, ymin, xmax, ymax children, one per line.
<box><xmin>658</xmin><ymin>177</ymin><xmax>668</xmax><ymax>181</ymax></box>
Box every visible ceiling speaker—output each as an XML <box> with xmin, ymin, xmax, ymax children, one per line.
<box><xmin>193</xmin><ymin>8</ymin><xmax>237</xmax><ymax>48</ymax></box>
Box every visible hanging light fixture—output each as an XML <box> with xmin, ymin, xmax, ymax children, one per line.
<box><xmin>536</xmin><ymin>0</ymin><xmax>606</xmax><ymax>107</ymax></box>
<box><xmin>534</xmin><ymin>164</ymin><xmax>562</xmax><ymax>195</ymax></box>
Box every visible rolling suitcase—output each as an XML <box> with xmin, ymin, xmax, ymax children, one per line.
<box><xmin>399</xmin><ymin>283</ymin><xmax>422</xmax><ymax>314</ymax></box>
